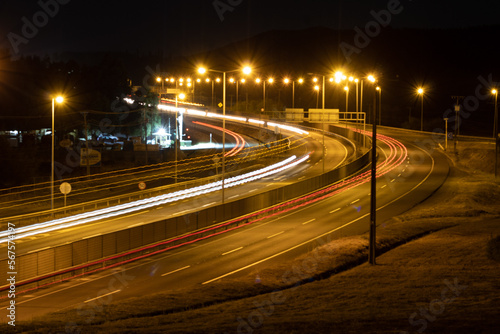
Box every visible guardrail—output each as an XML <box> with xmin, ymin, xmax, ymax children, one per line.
<box><xmin>0</xmin><ymin>124</ymin><xmax>371</xmax><ymax>295</ymax></box>
<box><xmin>0</xmin><ymin>135</ymin><xmax>304</xmax><ymax>229</ymax></box>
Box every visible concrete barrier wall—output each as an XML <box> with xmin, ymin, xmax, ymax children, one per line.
<box><xmin>0</xmin><ymin>126</ymin><xmax>371</xmax><ymax>293</ymax></box>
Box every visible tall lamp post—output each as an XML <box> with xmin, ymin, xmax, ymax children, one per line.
<box><xmin>198</xmin><ymin>66</ymin><xmax>251</xmax><ymax>203</ymax></box>
<box><xmin>256</xmin><ymin>77</ymin><xmax>273</xmax><ymax>112</ymax></box>
<box><xmin>376</xmin><ymin>86</ymin><xmax>382</xmax><ymax>125</ymax></box>
<box><xmin>51</xmin><ymin>96</ymin><xmax>64</xmax><ymax>211</ymax></box>
<box><xmin>417</xmin><ymin>88</ymin><xmax>424</xmax><ymax>132</ymax></box>
<box><xmin>314</xmin><ymin>85</ymin><xmax>320</xmax><ymax>109</ymax></box>
<box><xmin>284</xmin><ymin>78</ymin><xmax>304</xmax><ymax>109</ymax></box>
<box><xmin>310</xmin><ymin>75</ymin><xmax>326</xmax><ymax>109</ymax></box>
<box><xmin>492</xmin><ymin>89</ymin><xmax>498</xmax><ymax>178</ymax></box>
<box><xmin>366</xmin><ymin>75</ymin><xmax>377</xmax><ymax>265</ymax></box>
<box><xmin>174</xmin><ymin>93</ymin><xmax>186</xmax><ymax>183</ymax></box>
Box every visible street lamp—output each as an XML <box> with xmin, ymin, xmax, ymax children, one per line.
<box><xmin>198</xmin><ymin>65</ymin><xmax>251</xmax><ymax>203</ymax></box>
<box><xmin>376</xmin><ymin>86</ymin><xmax>382</xmax><ymax>125</ymax></box>
<box><xmin>51</xmin><ymin>95</ymin><xmax>64</xmax><ymax>211</ymax></box>
<box><xmin>314</xmin><ymin>85</ymin><xmax>320</xmax><ymax>109</ymax></box>
<box><xmin>174</xmin><ymin>93</ymin><xmax>186</xmax><ymax>184</ymax></box>
<box><xmin>417</xmin><ymin>88</ymin><xmax>424</xmax><ymax>131</ymax></box>
<box><xmin>283</xmin><ymin>78</ymin><xmax>303</xmax><ymax>109</ymax></box>
<box><xmin>256</xmin><ymin>77</ymin><xmax>273</xmax><ymax>112</ymax></box>
<box><xmin>309</xmin><ymin>74</ymin><xmax>326</xmax><ymax>109</ymax></box>
<box><xmin>492</xmin><ymin>89</ymin><xmax>498</xmax><ymax>178</ymax></box>
<box><xmin>366</xmin><ymin>75</ymin><xmax>377</xmax><ymax>265</ymax></box>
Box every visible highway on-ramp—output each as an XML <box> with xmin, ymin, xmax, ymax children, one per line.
<box><xmin>0</xmin><ymin>127</ymin><xmax>448</xmax><ymax>323</ymax></box>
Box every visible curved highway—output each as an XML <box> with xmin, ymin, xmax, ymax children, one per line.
<box><xmin>0</xmin><ymin>127</ymin><xmax>448</xmax><ymax>322</ymax></box>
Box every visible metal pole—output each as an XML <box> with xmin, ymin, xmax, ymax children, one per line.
<box><xmin>355</xmin><ymin>80</ymin><xmax>359</xmax><ymax>114</ymax></box>
<box><xmin>378</xmin><ymin>88</ymin><xmax>382</xmax><ymax>126</ymax></box>
<box><xmin>360</xmin><ymin>80</ymin><xmax>364</xmax><ymax>121</ymax></box>
<box><xmin>369</xmin><ymin>87</ymin><xmax>377</xmax><ymax>265</ymax></box>
<box><xmin>292</xmin><ymin>81</ymin><xmax>295</xmax><ymax>109</ymax></box>
<box><xmin>263</xmin><ymin>81</ymin><xmax>266</xmax><ymax>111</ymax></box>
<box><xmin>444</xmin><ymin>118</ymin><xmax>448</xmax><ymax>151</ymax></box>
<box><xmin>51</xmin><ymin>98</ymin><xmax>55</xmax><ymax>212</ymax></box>
<box><xmin>236</xmin><ymin>81</ymin><xmax>239</xmax><ymax>111</ymax></box>
<box><xmin>494</xmin><ymin>92</ymin><xmax>498</xmax><ymax>139</ymax></box>
<box><xmin>222</xmin><ymin>72</ymin><xmax>226</xmax><ymax>203</ymax></box>
<box><xmin>420</xmin><ymin>94</ymin><xmax>424</xmax><ymax>132</ymax></box>
<box><xmin>495</xmin><ymin>92</ymin><xmax>498</xmax><ymax>178</ymax></box>
<box><xmin>322</xmin><ymin>123</ymin><xmax>325</xmax><ymax>173</ymax></box>
<box><xmin>211</xmin><ymin>80</ymin><xmax>215</xmax><ymax>111</ymax></box>
<box><xmin>322</xmin><ymin>76</ymin><xmax>325</xmax><ymax>109</ymax></box>
<box><xmin>175</xmin><ymin>96</ymin><xmax>178</xmax><ymax>184</ymax></box>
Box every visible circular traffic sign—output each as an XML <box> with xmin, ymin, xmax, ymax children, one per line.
<box><xmin>138</xmin><ymin>182</ymin><xmax>147</xmax><ymax>190</ymax></box>
<box><xmin>59</xmin><ymin>182</ymin><xmax>72</xmax><ymax>195</ymax></box>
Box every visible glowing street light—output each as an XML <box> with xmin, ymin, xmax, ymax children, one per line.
<box><xmin>492</xmin><ymin>89</ymin><xmax>498</xmax><ymax>178</ymax></box>
<box><xmin>284</xmin><ymin>78</ymin><xmax>303</xmax><ymax>108</ymax></box>
<box><xmin>51</xmin><ymin>95</ymin><xmax>64</xmax><ymax>211</ymax></box>
<box><xmin>344</xmin><ymin>85</ymin><xmax>349</xmax><ymax>115</ymax></box>
<box><xmin>197</xmin><ymin>65</ymin><xmax>251</xmax><ymax>203</ymax></box>
<box><xmin>314</xmin><ymin>85</ymin><xmax>320</xmax><ymax>109</ymax></box>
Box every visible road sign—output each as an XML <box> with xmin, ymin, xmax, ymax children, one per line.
<box><xmin>59</xmin><ymin>182</ymin><xmax>72</xmax><ymax>195</ymax></box>
<box><xmin>218</xmin><ymin>102</ymin><xmax>223</xmax><ymax>108</ymax></box>
<box><xmin>80</xmin><ymin>148</ymin><xmax>101</xmax><ymax>166</ymax></box>
<box><xmin>138</xmin><ymin>182</ymin><xmax>146</xmax><ymax>190</ymax></box>
<box><xmin>60</xmin><ymin>182</ymin><xmax>72</xmax><ymax>210</ymax></box>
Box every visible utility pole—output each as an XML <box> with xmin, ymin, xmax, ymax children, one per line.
<box><xmin>369</xmin><ymin>87</ymin><xmax>377</xmax><ymax>265</ymax></box>
<box><xmin>451</xmin><ymin>96</ymin><xmax>464</xmax><ymax>153</ymax></box>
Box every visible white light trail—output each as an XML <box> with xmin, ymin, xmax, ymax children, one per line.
<box><xmin>0</xmin><ymin>154</ymin><xmax>309</xmax><ymax>243</ymax></box>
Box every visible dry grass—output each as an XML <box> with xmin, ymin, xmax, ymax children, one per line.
<box><xmin>4</xmin><ymin>141</ymin><xmax>500</xmax><ymax>333</ymax></box>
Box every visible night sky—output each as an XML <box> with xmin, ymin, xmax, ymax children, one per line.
<box><xmin>1</xmin><ymin>0</ymin><xmax>499</xmax><ymax>57</ymax></box>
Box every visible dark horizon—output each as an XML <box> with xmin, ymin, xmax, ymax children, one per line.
<box><xmin>1</xmin><ymin>0</ymin><xmax>500</xmax><ymax>58</ymax></box>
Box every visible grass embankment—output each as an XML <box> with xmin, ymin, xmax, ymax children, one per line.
<box><xmin>5</xmin><ymin>141</ymin><xmax>500</xmax><ymax>333</ymax></box>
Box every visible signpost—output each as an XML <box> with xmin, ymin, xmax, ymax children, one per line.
<box><xmin>59</xmin><ymin>182</ymin><xmax>72</xmax><ymax>212</ymax></box>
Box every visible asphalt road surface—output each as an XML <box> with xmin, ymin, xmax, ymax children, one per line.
<box><xmin>0</xmin><ymin>127</ymin><xmax>448</xmax><ymax>323</ymax></box>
